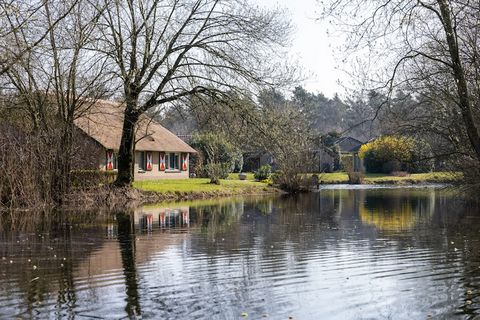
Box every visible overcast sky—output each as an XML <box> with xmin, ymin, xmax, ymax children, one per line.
<box><xmin>261</xmin><ymin>0</ymin><xmax>345</xmax><ymax>98</ymax></box>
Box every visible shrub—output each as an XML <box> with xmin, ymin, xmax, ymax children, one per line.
<box><xmin>204</xmin><ymin>163</ymin><xmax>231</xmax><ymax>184</ymax></box>
<box><xmin>271</xmin><ymin>171</ymin><xmax>312</xmax><ymax>192</ymax></box>
<box><xmin>359</xmin><ymin>136</ymin><xmax>416</xmax><ymax>173</ymax></box>
<box><xmin>341</xmin><ymin>154</ymin><xmax>364</xmax><ymax>184</ymax></box>
<box><xmin>254</xmin><ymin>164</ymin><xmax>272</xmax><ymax>181</ymax></box>
<box><xmin>233</xmin><ymin>152</ymin><xmax>244</xmax><ymax>173</ymax></box>
<box><xmin>190</xmin><ymin>133</ymin><xmax>239</xmax><ymax>177</ymax></box>
<box><xmin>347</xmin><ymin>172</ymin><xmax>364</xmax><ymax>184</ymax></box>
<box><xmin>71</xmin><ymin>170</ymin><xmax>117</xmax><ymax>187</ymax></box>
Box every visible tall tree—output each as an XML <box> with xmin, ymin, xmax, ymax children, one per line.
<box><xmin>1</xmin><ymin>0</ymin><xmax>110</xmax><ymax>201</ymax></box>
<box><xmin>321</xmin><ymin>0</ymin><xmax>480</xmax><ymax>166</ymax></box>
<box><xmin>95</xmin><ymin>0</ymin><xmax>293</xmax><ymax>186</ymax></box>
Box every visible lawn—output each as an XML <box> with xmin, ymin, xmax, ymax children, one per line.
<box><xmin>317</xmin><ymin>171</ymin><xmax>461</xmax><ymax>184</ymax></box>
<box><xmin>227</xmin><ymin>172</ymin><xmax>255</xmax><ymax>180</ymax></box>
<box><xmin>133</xmin><ymin>177</ymin><xmax>270</xmax><ymax>194</ymax></box>
<box><xmin>133</xmin><ymin>171</ymin><xmax>460</xmax><ymax>197</ymax></box>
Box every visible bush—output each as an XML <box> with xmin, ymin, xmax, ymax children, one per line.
<box><xmin>233</xmin><ymin>152</ymin><xmax>244</xmax><ymax>173</ymax></box>
<box><xmin>71</xmin><ymin>170</ymin><xmax>117</xmax><ymax>187</ymax></box>
<box><xmin>359</xmin><ymin>136</ymin><xmax>434</xmax><ymax>174</ymax></box>
<box><xmin>347</xmin><ymin>172</ymin><xmax>364</xmax><ymax>184</ymax></box>
<box><xmin>341</xmin><ymin>154</ymin><xmax>364</xmax><ymax>184</ymax></box>
<box><xmin>190</xmin><ymin>133</ymin><xmax>239</xmax><ymax>177</ymax></box>
<box><xmin>204</xmin><ymin>163</ymin><xmax>231</xmax><ymax>184</ymax></box>
<box><xmin>271</xmin><ymin>171</ymin><xmax>312</xmax><ymax>192</ymax></box>
<box><xmin>254</xmin><ymin>164</ymin><xmax>272</xmax><ymax>181</ymax></box>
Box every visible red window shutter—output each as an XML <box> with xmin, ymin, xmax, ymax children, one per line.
<box><xmin>146</xmin><ymin>151</ymin><xmax>153</xmax><ymax>171</ymax></box>
<box><xmin>106</xmin><ymin>150</ymin><xmax>113</xmax><ymax>171</ymax></box>
<box><xmin>181</xmin><ymin>153</ymin><xmax>188</xmax><ymax>171</ymax></box>
<box><xmin>159</xmin><ymin>152</ymin><xmax>166</xmax><ymax>171</ymax></box>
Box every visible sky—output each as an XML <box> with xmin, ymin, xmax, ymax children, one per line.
<box><xmin>261</xmin><ymin>0</ymin><xmax>346</xmax><ymax>98</ymax></box>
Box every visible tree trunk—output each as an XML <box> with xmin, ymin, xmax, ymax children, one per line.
<box><xmin>437</xmin><ymin>0</ymin><xmax>480</xmax><ymax>161</ymax></box>
<box><xmin>115</xmin><ymin>106</ymin><xmax>139</xmax><ymax>187</ymax></box>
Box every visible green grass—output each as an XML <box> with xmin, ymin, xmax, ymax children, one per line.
<box><xmin>227</xmin><ymin>172</ymin><xmax>255</xmax><ymax>180</ymax></box>
<box><xmin>133</xmin><ymin>177</ymin><xmax>270</xmax><ymax>194</ymax></box>
<box><xmin>133</xmin><ymin>171</ymin><xmax>460</xmax><ymax>198</ymax></box>
<box><xmin>317</xmin><ymin>171</ymin><xmax>461</xmax><ymax>184</ymax></box>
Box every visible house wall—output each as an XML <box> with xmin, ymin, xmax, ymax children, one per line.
<box><xmin>134</xmin><ymin>151</ymin><xmax>189</xmax><ymax>180</ymax></box>
<box><xmin>98</xmin><ymin>149</ymin><xmax>190</xmax><ymax>180</ymax></box>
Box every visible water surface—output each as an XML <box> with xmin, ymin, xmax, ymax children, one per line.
<box><xmin>1</xmin><ymin>187</ymin><xmax>479</xmax><ymax>319</ymax></box>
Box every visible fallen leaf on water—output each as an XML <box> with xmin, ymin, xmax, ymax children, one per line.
<box><xmin>241</xmin><ymin>312</ymin><xmax>248</xmax><ymax>317</ymax></box>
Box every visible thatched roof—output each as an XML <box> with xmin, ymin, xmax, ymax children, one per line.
<box><xmin>74</xmin><ymin>99</ymin><xmax>196</xmax><ymax>153</ymax></box>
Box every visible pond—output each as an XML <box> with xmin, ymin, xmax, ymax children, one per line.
<box><xmin>1</xmin><ymin>187</ymin><xmax>480</xmax><ymax>319</ymax></box>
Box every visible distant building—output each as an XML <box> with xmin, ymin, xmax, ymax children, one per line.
<box><xmin>334</xmin><ymin>136</ymin><xmax>364</xmax><ymax>172</ymax></box>
<box><xmin>74</xmin><ymin>100</ymin><xmax>197</xmax><ymax>180</ymax></box>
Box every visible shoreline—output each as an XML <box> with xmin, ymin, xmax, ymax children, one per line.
<box><xmin>318</xmin><ymin>172</ymin><xmax>461</xmax><ymax>185</ymax></box>
<box><xmin>62</xmin><ymin>183</ymin><xmax>284</xmax><ymax>211</ymax></box>
<box><xmin>1</xmin><ymin>173</ymin><xmax>462</xmax><ymax>212</ymax></box>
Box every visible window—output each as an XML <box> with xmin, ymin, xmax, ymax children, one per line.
<box><xmin>139</xmin><ymin>151</ymin><xmax>145</xmax><ymax>171</ymax></box>
<box><xmin>166</xmin><ymin>152</ymin><xmax>179</xmax><ymax>171</ymax></box>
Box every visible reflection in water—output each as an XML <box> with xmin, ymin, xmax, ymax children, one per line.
<box><xmin>1</xmin><ymin>190</ymin><xmax>480</xmax><ymax>319</ymax></box>
<box><xmin>358</xmin><ymin>189</ymin><xmax>435</xmax><ymax>231</ymax></box>
<box><xmin>117</xmin><ymin>212</ymin><xmax>141</xmax><ymax>317</ymax></box>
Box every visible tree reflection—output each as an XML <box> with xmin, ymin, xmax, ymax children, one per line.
<box><xmin>116</xmin><ymin>212</ymin><xmax>142</xmax><ymax>317</ymax></box>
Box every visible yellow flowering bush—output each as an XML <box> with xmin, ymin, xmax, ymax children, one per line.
<box><xmin>358</xmin><ymin>136</ymin><xmax>416</xmax><ymax>173</ymax></box>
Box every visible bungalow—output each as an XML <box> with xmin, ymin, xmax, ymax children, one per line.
<box><xmin>334</xmin><ymin>136</ymin><xmax>364</xmax><ymax>172</ymax></box>
<box><xmin>74</xmin><ymin>100</ymin><xmax>196</xmax><ymax>180</ymax></box>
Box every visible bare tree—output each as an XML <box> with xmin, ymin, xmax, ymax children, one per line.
<box><xmin>1</xmin><ymin>0</ymin><xmax>111</xmax><ymax>202</ymax></box>
<box><xmin>0</xmin><ymin>0</ymin><xmax>81</xmax><ymax>76</ymax></box>
<box><xmin>94</xmin><ymin>0</ymin><xmax>293</xmax><ymax>186</ymax></box>
<box><xmin>320</xmin><ymin>0</ymin><xmax>480</xmax><ymax>168</ymax></box>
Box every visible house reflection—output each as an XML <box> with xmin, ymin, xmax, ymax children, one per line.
<box><xmin>106</xmin><ymin>222</ymin><xmax>117</xmax><ymax>238</ymax></box>
<box><xmin>136</xmin><ymin>205</ymin><xmax>190</xmax><ymax>233</ymax></box>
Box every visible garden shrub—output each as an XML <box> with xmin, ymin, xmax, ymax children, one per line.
<box><xmin>190</xmin><ymin>133</ymin><xmax>239</xmax><ymax>178</ymax></box>
<box><xmin>359</xmin><ymin>136</ymin><xmax>421</xmax><ymax>173</ymax></box>
<box><xmin>271</xmin><ymin>171</ymin><xmax>312</xmax><ymax>192</ymax></box>
<box><xmin>347</xmin><ymin>172</ymin><xmax>364</xmax><ymax>184</ymax></box>
<box><xmin>204</xmin><ymin>163</ymin><xmax>231</xmax><ymax>184</ymax></box>
<box><xmin>254</xmin><ymin>164</ymin><xmax>272</xmax><ymax>181</ymax></box>
<box><xmin>341</xmin><ymin>154</ymin><xmax>364</xmax><ymax>184</ymax></box>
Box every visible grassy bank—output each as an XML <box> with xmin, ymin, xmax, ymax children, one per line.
<box><xmin>318</xmin><ymin>172</ymin><xmax>461</xmax><ymax>184</ymax></box>
<box><xmin>133</xmin><ymin>176</ymin><xmax>278</xmax><ymax>200</ymax></box>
